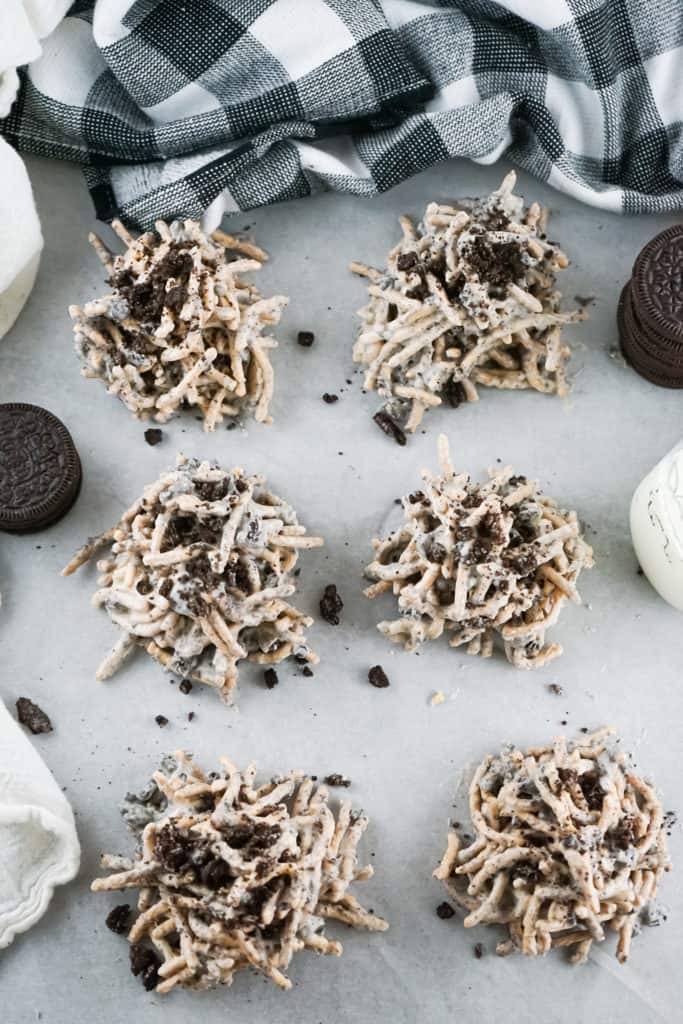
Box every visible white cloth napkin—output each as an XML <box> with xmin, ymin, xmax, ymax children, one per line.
<box><xmin>0</xmin><ymin>0</ymin><xmax>71</xmax><ymax>117</ymax></box>
<box><xmin>0</xmin><ymin>698</ymin><xmax>80</xmax><ymax>949</ymax></box>
<box><xmin>0</xmin><ymin>137</ymin><xmax>43</xmax><ymax>339</ymax></box>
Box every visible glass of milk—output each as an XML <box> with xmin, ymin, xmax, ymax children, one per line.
<box><xmin>631</xmin><ymin>440</ymin><xmax>683</xmax><ymax>610</ymax></box>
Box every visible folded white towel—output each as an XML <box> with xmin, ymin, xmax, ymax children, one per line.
<box><xmin>0</xmin><ymin>137</ymin><xmax>43</xmax><ymax>339</ymax></box>
<box><xmin>0</xmin><ymin>698</ymin><xmax>80</xmax><ymax>949</ymax></box>
<box><xmin>0</xmin><ymin>0</ymin><xmax>71</xmax><ymax>117</ymax></box>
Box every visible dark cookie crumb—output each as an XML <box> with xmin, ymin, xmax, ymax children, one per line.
<box><xmin>574</xmin><ymin>295</ymin><xmax>595</xmax><ymax>308</ymax></box>
<box><xmin>297</xmin><ymin>330</ymin><xmax>315</xmax><ymax>347</ymax></box>
<box><xmin>144</xmin><ymin>428</ymin><xmax>163</xmax><ymax>446</ymax></box>
<box><xmin>547</xmin><ymin>683</ymin><xmax>564</xmax><ymax>696</ymax></box>
<box><xmin>444</xmin><ymin>379</ymin><xmax>467</xmax><ymax>408</ymax></box>
<box><xmin>322</xmin><ymin>393</ymin><xmax>339</xmax><ymax>404</ymax></box>
<box><xmin>436</xmin><ymin>902</ymin><xmax>455</xmax><ymax>920</ymax></box>
<box><xmin>373</xmin><ymin>410</ymin><xmax>406</xmax><ymax>446</ymax></box>
<box><xmin>264</xmin><ymin>668</ymin><xmax>279</xmax><ymax>689</ymax></box>
<box><xmin>187</xmin><ymin>711</ymin><xmax>195</xmax><ymax>722</ymax></box>
<box><xmin>302</xmin><ymin>666</ymin><xmax>314</xmax><ymax>677</ymax></box>
<box><xmin>323</xmin><ymin>774</ymin><xmax>351</xmax><ymax>788</ymax></box>
<box><xmin>179</xmin><ymin>679</ymin><xmax>192</xmax><ymax>695</ymax></box>
<box><xmin>16</xmin><ymin>697</ymin><xmax>53</xmax><ymax>734</ymax></box>
<box><xmin>105</xmin><ymin>904</ymin><xmax>131</xmax><ymax>935</ymax></box>
<box><xmin>155</xmin><ymin>714</ymin><xmax>168</xmax><ymax>728</ymax></box>
<box><xmin>474</xmin><ymin>942</ymin><xmax>484</xmax><ymax>959</ymax></box>
<box><xmin>319</xmin><ymin>583</ymin><xmax>343</xmax><ymax>625</ymax></box>
<box><xmin>368</xmin><ymin>665</ymin><xmax>390</xmax><ymax>689</ymax></box>
<box><xmin>129</xmin><ymin>944</ymin><xmax>161</xmax><ymax>990</ymax></box>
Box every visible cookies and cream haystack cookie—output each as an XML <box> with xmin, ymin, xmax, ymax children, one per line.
<box><xmin>93</xmin><ymin>752</ymin><xmax>387</xmax><ymax>993</ymax></box>
<box><xmin>434</xmin><ymin>728</ymin><xmax>671</xmax><ymax>964</ymax></box>
<box><xmin>365</xmin><ymin>436</ymin><xmax>593</xmax><ymax>669</ymax></box>
<box><xmin>63</xmin><ymin>455</ymin><xmax>322</xmax><ymax>700</ymax></box>
<box><xmin>70</xmin><ymin>219</ymin><xmax>287</xmax><ymax>430</ymax></box>
<box><xmin>351</xmin><ymin>172</ymin><xmax>582</xmax><ymax>440</ymax></box>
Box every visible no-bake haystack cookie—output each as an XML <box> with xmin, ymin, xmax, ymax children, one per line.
<box><xmin>364</xmin><ymin>436</ymin><xmax>593</xmax><ymax>669</ymax></box>
<box><xmin>351</xmin><ymin>172</ymin><xmax>582</xmax><ymax>440</ymax></box>
<box><xmin>93</xmin><ymin>752</ymin><xmax>387</xmax><ymax>993</ymax></box>
<box><xmin>434</xmin><ymin>728</ymin><xmax>671</xmax><ymax>964</ymax></box>
<box><xmin>63</xmin><ymin>455</ymin><xmax>322</xmax><ymax>700</ymax></box>
<box><xmin>70</xmin><ymin>219</ymin><xmax>287</xmax><ymax>430</ymax></box>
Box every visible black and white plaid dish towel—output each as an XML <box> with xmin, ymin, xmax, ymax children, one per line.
<box><xmin>2</xmin><ymin>0</ymin><xmax>682</xmax><ymax>228</ymax></box>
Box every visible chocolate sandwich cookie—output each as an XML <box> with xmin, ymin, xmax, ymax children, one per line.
<box><xmin>621</xmin><ymin>282</ymin><xmax>683</xmax><ymax>370</ymax></box>
<box><xmin>628</xmin><ymin>267</ymin><xmax>683</xmax><ymax>361</ymax></box>
<box><xmin>620</xmin><ymin>326</ymin><xmax>683</xmax><ymax>387</ymax></box>
<box><xmin>0</xmin><ymin>404</ymin><xmax>81</xmax><ymax>532</ymax></box>
<box><xmin>618</xmin><ymin>247</ymin><xmax>683</xmax><ymax>387</ymax></box>
<box><xmin>632</xmin><ymin>225</ymin><xmax>683</xmax><ymax>344</ymax></box>
<box><xmin>618</xmin><ymin>288</ymin><xmax>683</xmax><ymax>387</ymax></box>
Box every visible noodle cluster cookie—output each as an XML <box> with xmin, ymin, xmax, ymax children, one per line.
<box><xmin>63</xmin><ymin>455</ymin><xmax>323</xmax><ymax>700</ymax></box>
<box><xmin>351</xmin><ymin>172</ymin><xmax>582</xmax><ymax>438</ymax></box>
<box><xmin>93</xmin><ymin>752</ymin><xmax>387</xmax><ymax>994</ymax></box>
<box><xmin>70</xmin><ymin>219</ymin><xmax>287</xmax><ymax>430</ymax></box>
<box><xmin>434</xmin><ymin>728</ymin><xmax>670</xmax><ymax>964</ymax></box>
<box><xmin>364</xmin><ymin>436</ymin><xmax>593</xmax><ymax>669</ymax></box>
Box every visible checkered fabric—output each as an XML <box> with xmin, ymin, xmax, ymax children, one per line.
<box><xmin>1</xmin><ymin>0</ymin><xmax>682</xmax><ymax>227</ymax></box>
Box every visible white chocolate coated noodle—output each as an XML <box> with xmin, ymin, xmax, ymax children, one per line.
<box><xmin>434</xmin><ymin>728</ymin><xmax>671</xmax><ymax>964</ymax></box>
<box><xmin>70</xmin><ymin>219</ymin><xmax>287</xmax><ymax>430</ymax></box>
<box><xmin>63</xmin><ymin>455</ymin><xmax>323</xmax><ymax>701</ymax></box>
<box><xmin>351</xmin><ymin>172</ymin><xmax>583</xmax><ymax>435</ymax></box>
<box><xmin>365</xmin><ymin>435</ymin><xmax>593</xmax><ymax>669</ymax></box>
<box><xmin>92</xmin><ymin>752</ymin><xmax>387</xmax><ymax>994</ymax></box>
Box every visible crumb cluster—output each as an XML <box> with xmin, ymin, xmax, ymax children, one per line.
<box><xmin>365</xmin><ymin>436</ymin><xmax>593</xmax><ymax>669</ymax></box>
<box><xmin>93</xmin><ymin>752</ymin><xmax>387</xmax><ymax>993</ymax></box>
<box><xmin>63</xmin><ymin>455</ymin><xmax>322</xmax><ymax>700</ymax></box>
<box><xmin>351</xmin><ymin>172</ymin><xmax>582</xmax><ymax>437</ymax></box>
<box><xmin>434</xmin><ymin>728</ymin><xmax>671</xmax><ymax>964</ymax></box>
<box><xmin>70</xmin><ymin>219</ymin><xmax>287</xmax><ymax>430</ymax></box>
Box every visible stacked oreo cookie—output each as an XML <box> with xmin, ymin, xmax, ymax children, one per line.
<box><xmin>619</xmin><ymin>226</ymin><xmax>683</xmax><ymax>387</ymax></box>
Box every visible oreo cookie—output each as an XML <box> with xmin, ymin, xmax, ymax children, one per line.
<box><xmin>621</xmin><ymin>284</ymin><xmax>683</xmax><ymax>377</ymax></box>
<box><xmin>0</xmin><ymin>404</ymin><xmax>82</xmax><ymax>532</ymax></box>
<box><xmin>632</xmin><ymin>226</ymin><xmax>683</xmax><ymax>344</ymax></box>
<box><xmin>618</xmin><ymin>227</ymin><xmax>683</xmax><ymax>388</ymax></box>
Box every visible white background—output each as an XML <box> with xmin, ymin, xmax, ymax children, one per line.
<box><xmin>1</xmin><ymin>156</ymin><xmax>681</xmax><ymax>1023</ymax></box>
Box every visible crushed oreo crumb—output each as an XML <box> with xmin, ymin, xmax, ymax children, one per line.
<box><xmin>155</xmin><ymin>714</ymin><xmax>169</xmax><ymax>728</ymax></box>
<box><xmin>547</xmin><ymin>683</ymin><xmax>564</xmax><ymax>696</ymax></box>
<box><xmin>179</xmin><ymin>679</ymin><xmax>192</xmax><ymax>695</ymax></box>
<box><xmin>264</xmin><ymin>668</ymin><xmax>279</xmax><ymax>689</ymax></box>
<box><xmin>444</xmin><ymin>379</ymin><xmax>467</xmax><ymax>408</ymax></box>
<box><xmin>322</xmin><ymin>393</ymin><xmax>339</xmax><ymax>404</ymax></box>
<box><xmin>129</xmin><ymin>944</ymin><xmax>161</xmax><ymax>990</ymax></box>
<box><xmin>105</xmin><ymin>904</ymin><xmax>131</xmax><ymax>935</ymax></box>
<box><xmin>323</xmin><ymin>774</ymin><xmax>351</xmax><ymax>788</ymax></box>
<box><xmin>297</xmin><ymin>330</ymin><xmax>315</xmax><ymax>347</ymax></box>
<box><xmin>144</xmin><ymin>428</ymin><xmax>163</xmax><ymax>446</ymax></box>
<box><xmin>436</xmin><ymin>902</ymin><xmax>455</xmax><ymax>920</ymax></box>
<box><xmin>368</xmin><ymin>665</ymin><xmax>390</xmax><ymax>689</ymax></box>
<box><xmin>319</xmin><ymin>583</ymin><xmax>343</xmax><ymax>625</ymax></box>
<box><xmin>373</xmin><ymin>411</ymin><xmax>406</xmax><ymax>446</ymax></box>
<box><xmin>474</xmin><ymin>942</ymin><xmax>484</xmax><ymax>959</ymax></box>
<box><xmin>302</xmin><ymin>666</ymin><xmax>314</xmax><ymax>677</ymax></box>
<box><xmin>187</xmin><ymin>711</ymin><xmax>195</xmax><ymax>722</ymax></box>
<box><xmin>16</xmin><ymin>698</ymin><xmax>53</xmax><ymax>735</ymax></box>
